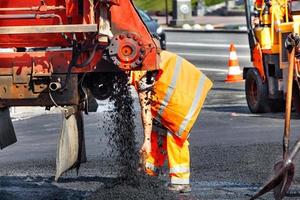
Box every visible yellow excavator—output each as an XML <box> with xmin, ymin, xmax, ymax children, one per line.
<box><xmin>243</xmin><ymin>0</ymin><xmax>300</xmax><ymax>113</ymax></box>
<box><xmin>244</xmin><ymin>0</ymin><xmax>300</xmax><ymax>199</ymax></box>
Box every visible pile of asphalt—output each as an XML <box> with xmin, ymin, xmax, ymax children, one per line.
<box><xmin>91</xmin><ymin>72</ymin><xmax>176</xmax><ymax>199</ymax></box>
<box><xmin>88</xmin><ymin>175</ymin><xmax>176</xmax><ymax>200</ymax></box>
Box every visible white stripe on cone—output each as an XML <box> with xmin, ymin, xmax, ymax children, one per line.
<box><xmin>229</xmin><ymin>52</ymin><xmax>237</xmax><ymax>60</ymax></box>
<box><xmin>228</xmin><ymin>66</ymin><xmax>242</xmax><ymax>75</ymax></box>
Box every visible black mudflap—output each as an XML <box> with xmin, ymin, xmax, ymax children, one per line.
<box><xmin>0</xmin><ymin>107</ymin><xmax>17</xmax><ymax>149</ymax></box>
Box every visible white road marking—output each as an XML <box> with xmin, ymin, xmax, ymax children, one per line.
<box><xmin>203</xmin><ymin>104</ymin><xmax>246</xmax><ymax>108</ymax></box>
<box><xmin>202</xmin><ymin>104</ymin><xmax>262</xmax><ymax>117</ymax></box>
<box><xmin>177</xmin><ymin>52</ymin><xmax>250</xmax><ymax>59</ymax></box>
<box><xmin>197</xmin><ymin>67</ymin><xmax>228</xmax><ymax>73</ymax></box>
<box><xmin>187</xmin><ymin>39</ymin><xmax>229</xmax><ymax>43</ymax></box>
<box><xmin>167</xmin><ymin>42</ymin><xmax>249</xmax><ymax>49</ymax></box>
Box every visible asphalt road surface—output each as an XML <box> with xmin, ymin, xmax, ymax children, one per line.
<box><xmin>2</xmin><ymin>32</ymin><xmax>300</xmax><ymax>200</ymax></box>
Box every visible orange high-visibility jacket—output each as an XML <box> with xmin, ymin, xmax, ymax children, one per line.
<box><xmin>151</xmin><ymin>51</ymin><xmax>213</xmax><ymax>141</ymax></box>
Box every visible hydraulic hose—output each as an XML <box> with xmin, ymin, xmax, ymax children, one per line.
<box><xmin>58</xmin><ymin>42</ymin><xmax>100</xmax><ymax>91</ymax></box>
<box><xmin>74</xmin><ymin>43</ymin><xmax>100</xmax><ymax>68</ymax></box>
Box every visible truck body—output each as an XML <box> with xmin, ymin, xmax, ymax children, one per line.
<box><xmin>0</xmin><ymin>0</ymin><xmax>160</xmax><ymax>107</ymax></box>
<box><xmin>0</xmin><ymin>0</ymin><xmax>160</xmax><ymax>180</ymax></box>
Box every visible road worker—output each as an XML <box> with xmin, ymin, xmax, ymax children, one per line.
<box><xmin>130</xmin><ymin>51</ymin><xmax>213</xmax><ymax>193</ymax></box>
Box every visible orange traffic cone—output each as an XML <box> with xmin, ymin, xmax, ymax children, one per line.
<box><xmin>225</xmin><ymin>43</ymin><xmax>243</xmax><ymax>83</ymax></box>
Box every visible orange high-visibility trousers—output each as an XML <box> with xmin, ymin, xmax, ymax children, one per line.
<box><xmin>145</xmin><ymin>123</ymin><xmax>190</xmax><ymax>184</ymax></box>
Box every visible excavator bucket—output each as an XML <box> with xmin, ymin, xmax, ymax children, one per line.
<box><xmin>0</xmin><ymin>107</ymin><xmax>17</xmax><ymax>150</ymax></box>
<box><xmin>55</xmin><ymin>106</ymin><xmax>86</xmax><ymax>181</ymax></box>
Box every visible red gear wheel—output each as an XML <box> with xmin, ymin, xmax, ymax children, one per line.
<box><xmin>108</xmin><ymin>32</ymin><xmax>146</xmax><ymax>70</ymax></box>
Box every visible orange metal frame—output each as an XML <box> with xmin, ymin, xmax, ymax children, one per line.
<box><xmin>0</xmin><ymin>0</ymin><xmax>158</xmax><ymax>70</ymax></box>
<box><xmin>0</xmin><ymin>0</ymin><xmax>159</xmax><ymax>107</ymax></box>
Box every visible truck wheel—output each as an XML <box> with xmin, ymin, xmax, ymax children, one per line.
<box><xmin>245</xmin><ymin>68</ymin><xmax>271</xmax><ymax>113</ymax></box>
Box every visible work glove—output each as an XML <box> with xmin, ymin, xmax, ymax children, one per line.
<box><xmin>140</xmin><ymin>140</ymin><xmax>151</xmax><ymax>155</ymax></box>
<box><xmin>138</xmin><ymin>140</ymin><xmax>151</xmax><ymax>172</ymax></box>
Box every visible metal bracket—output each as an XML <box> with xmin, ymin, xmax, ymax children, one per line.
<box><xmin>31</xmin><ymin>58</ymin><xmax>53</xmax><ymax>93</ymax></box>
<box><xmin>63</xmin><ymin>106</ymin><xmax>77</xmax><ymax>119</ymax></box>
<box><xmin>32</xmin><ymin>59</ymin><xmax>53</xmax><ymax>78</ymax></box>
<box><xmin>98</xmin><ymin>6</ymin><xmax>113</xmax><ymax>42</ymax></box>
<box><xmin>12</xmin><ymin>61</ymin><xmax>31</xmax><ymax>84</ymax></box>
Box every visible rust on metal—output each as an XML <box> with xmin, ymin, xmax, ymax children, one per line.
<box><xmin>0</xmin><ymin>74</ymin><xmax>79</xmax><ymax>106</ymax></box>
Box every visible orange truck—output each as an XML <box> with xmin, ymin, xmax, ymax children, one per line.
<box><xmin>0</xmin><ymin>0</ymin><xmax>160</xmax><ymax>180</ymax></box>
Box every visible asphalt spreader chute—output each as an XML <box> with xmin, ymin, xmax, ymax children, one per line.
<box><xmin>55</xmin><ymin>106</ymin><xmax>86</xmax><ymax>181</ymax></box>
<box><xmin>250</xmin><ymin>36</ymin><xmax>300</xmax><ymax>200</ymax></box>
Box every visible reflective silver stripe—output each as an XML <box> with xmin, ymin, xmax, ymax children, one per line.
<box><xmin>170</xmin><ymin>165</ymin><xmax>190</xmax><ymax>174</ymax></box>
<box><xmin>145</xmin><ymin>162</ymin><xmax>156</xmax><ymax>170</ymax></box>
<box><xmin>178</xmin><ymin>74</ymin><xmax>206</xmax><ymax>136</ymax></box>
<box><xmin>171</xmin><ymin>177</ymin><xmax>190</xmax><ymax>184</ymax></box>
<box><xmin>156</xmin><ymin>56</ymin><xmax>183</xmax><ymax>122</ymax></box>
<box><xmin>145</xmin><ymin>162</ymin><xmax>159</xmax><ymax>174</ymax></box>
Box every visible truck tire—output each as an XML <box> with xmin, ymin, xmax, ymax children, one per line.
<box><xmin>245</xmin><ymin>68</ymin><xmax>271</xmax><ymax>113</ymax></box>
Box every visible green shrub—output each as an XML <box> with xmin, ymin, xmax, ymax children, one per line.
<box><xmin>133</xmin><ymin>0</ymin><xmax>172</xmax><ymax>12</ymax></box>
<box><xmin>133</xmin><ymin>0</ymin><xmax>224</xmax><ymax>12</ymax></box>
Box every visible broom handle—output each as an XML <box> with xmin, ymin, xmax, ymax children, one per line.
<box><xmin>283</xmin><ymin>48</ymin><xmax>295</xmax><ymax>160</ymax></box>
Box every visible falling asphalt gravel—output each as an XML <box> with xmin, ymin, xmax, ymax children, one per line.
<box><xmin>89</xmin><ymin>72</ymin><xmax>177</xmax><ymax>200</ymax></box>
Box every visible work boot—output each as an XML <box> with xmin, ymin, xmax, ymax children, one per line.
<box><xmin>167</xmin><ymin>183</ymin><xmax>192</xmax><ymax>193</ymax></box>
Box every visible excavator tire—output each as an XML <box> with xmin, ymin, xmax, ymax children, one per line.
<box><xmin>245</xmin><ymin>68</ymin><xmax>271</xmax><ymax>113</ymax></box>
